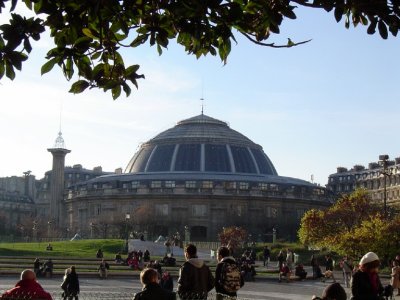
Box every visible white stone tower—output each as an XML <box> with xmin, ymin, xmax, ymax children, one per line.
<box><xmin>47</xmin><ymin>131</ymin><xmax>70</xmax><ymax>229</ymax></box>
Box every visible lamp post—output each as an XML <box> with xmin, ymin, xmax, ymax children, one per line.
<box><xmin>32</xmin><ymin>221</ymin><xmax>37</xmax><ymax>242</ymax></box>
<box><xmin>47</xmin><ymin>221</ymin><xmax>52</xmax><ymax>241</ymax></box>
<box><xmin>379</xmin><ymin>154</ymin><xmax>391</xmax><ymax>218</ymax></box>
<box><xmin>272</xmin><ymin>227</ymin><xmax>277</xmax><ymax>244</ymax></box>
<box><xmin>125</xmin><ymin>212</ymin><xmax>130</xmax><ymax>254</ymax></box>
<box><xmin>90</xmin><ymin>222</ymin><xmax>95</xmax><ymax>239</ymax></box>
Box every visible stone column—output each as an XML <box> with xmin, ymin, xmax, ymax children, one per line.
<box><xmin>47</xmin><ymin>148</ymin><xmax>70</xmax><ymax>229</ymax></box>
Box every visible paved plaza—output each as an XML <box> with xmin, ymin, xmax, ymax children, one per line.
<box><xmin>0</xmin><ymin>275</ymin><xmax>350</xmax><ymax>300</ymax></box>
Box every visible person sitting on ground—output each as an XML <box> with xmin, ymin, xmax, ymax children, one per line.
<box><xmin>0</xmin><ymin>269</ymin><xmax>53</xmax><ymax>300</ymax></box>
<box><xmin>312</xmin><ymin>282</ymin><xmax>347</xmax><ymax>300</ymax></box>
<box><xmin>43</xmin><ymin>259</ymin><xmax>54</xmax><ymax>278</ymax></box>
<box><xmin>128</xmin><ymin>255</ymin><xmax>140</xmax><ymax>270</ymax></box>
<box><xmin>163</xmin><ymin>254</ymin><xmax>176</xmax><ymax>267</ymax></box>
<box><xmin>33</xmin><ymin>258</ymin><xmax>42</xmax><ymax>277</ymax></box>
<box><xmin>315</xmin><ymin>264</ymin><xmax>324</xmax><ymax>279</ymax></box>
<box><xmin>98</xmin><ymin>259</ymin><xmax>110</xmax><ymax>279</ymax></box>
<box><xmin>115</xmin><ymin>252</ymin><xmax>123</xmax><ymax>264</ymax></box>
<box><xmin>279</xmin><ymin>262</ymin><xmax>291</xmax><ymax>283</ymax></box>
<box><xmin>133</xmin><ymin>268</ymin><xmax>176</xmax><ymax>300</ymax></box>
<box><xmin>160</xmin><ymin>271</ymin><xmax>174</xmax><ymax>292</ymax></box>
<box><xmin>143</xmin><ymin>249</ymin><xmax>150</xmax><ymax>262</ymax></box>
<box><xmin>295</xmin><ymin>264</ymin><xmax>307</xmax><ymax>280</ymax></box>
<box><xmin>96</xmin><ymin>249</ymin><xmax>103</xmax><ymax>259</ymax></box>
<box><xmin>46</xmin><ymin>243</ymin><xmax>53</xmax><ymax>251</ymax></box>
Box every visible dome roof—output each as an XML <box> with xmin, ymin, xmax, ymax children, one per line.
<box><xmin>125</xmin><ymin>114</ymin><xmax>277</xmax><ymax>176</ymax></box>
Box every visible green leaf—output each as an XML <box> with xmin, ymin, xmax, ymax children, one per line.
<box><xmin>125</xmin><ymin>65</ymin><xmax>140</xmax><ymax>76</ymax></box>
<box><xmin>82</xmin><ymin>28</ymin><xmax>97</xmax><ymax>39</ymax></box>
<box><xmin>74</xmin><ymin>36</ymin><xmax>92</xmax><ymax>47</ymax></box>
<box><xmin>130</xmin><ymin>34</ymin><xmax>148</xmax><ymax>47</ymax></box>
<box><xmin>334</xmin><ymin>7</ymin><xmax>343</xmax><ymax>23</ymax></box>
<box><xmin>122</xmin><ymin>82</ymin><xmax>131</xmax><ymax>97</ymax></box>
<box><xmin>5</xmin><ymin>61</ymin><xmax>16</xmax><ymax>80</ymax></box>
<box><xmin>69</xmin><ymin>80</ymin><xmax>89</xmax><ymax>94</ymax></box>
<box><xmin>0</xmin><ymin>61</ymin><xmax>5</xmax><ymax>80</ymax></box>
<box><xmin>112</xmin><ymin>85</ymin><xmax>121</xmax><ymax>100</ymax></box>
<box><xmin>23</xmin><ymin>38</ymin><xmax>32</xmax><ymax>53</ymax></box>
<box><xmin>367</xmin><ymin>19</ymin><xmax>377</xmax><ymax>34</ymax></box>
<box><xmin>378</xmin><ymin>20</ymin><xmax>388</xmax><ymax>39</ymax></box>
<box><xmin>41</xmin><ymin>58</ymin><xmax>57</xmax><ymax>75</ymax></box>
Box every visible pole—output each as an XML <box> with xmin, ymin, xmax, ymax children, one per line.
<box><xmin>383</xmin><ymin>165</ymin><xmax>387</xmax><ymax>218</ymax></box>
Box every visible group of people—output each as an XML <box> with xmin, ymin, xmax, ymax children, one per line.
<box><xmin>134</xmin><ymin>244</ymin><xmax>244</xmax><ymax>300</ymax></box>
<box><xmin>311</xmin><ymin>251</ymin><xmax>400</xmax><ymax>300</ymax></box>
<box><xmin>3</xmin><ymin>247</ymin><xmax>400</xmax><ymax>300</ymax></box>
<box><xmin>33</xmin><ymin>258</ymin><xmax>54</xmax><ymax>278</ymax></box>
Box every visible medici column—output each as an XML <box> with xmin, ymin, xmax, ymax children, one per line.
<box><xmin>47</xmin><ymin>132</ymin><xmax>70</xmax><ymax>229</ymax></box>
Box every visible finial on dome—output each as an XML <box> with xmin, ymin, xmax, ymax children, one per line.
<box><xmin>54</xmin><ymin>131</ymin><xmax>66</xmax><ymax>149</ymax></box>
<box><xmin>200</xmin><ymin>97</ymin><xmax>204</xmax><ymax>115</ymax></box>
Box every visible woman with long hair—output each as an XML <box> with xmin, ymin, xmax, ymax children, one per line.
<box><xmin>61</xmin><ymin>266</ymin><xmax>80</xmax><ymax>300</ymax></box>
<box><xmin>351</xmin><ymin>252</ymin><xmax>383</xmax><ymax>300</ymax></box>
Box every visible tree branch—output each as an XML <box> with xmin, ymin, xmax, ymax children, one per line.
<box><xmin>241</xmin><ymin>32</ymin><xmax>312</xmax><ymax>48</ymax></box>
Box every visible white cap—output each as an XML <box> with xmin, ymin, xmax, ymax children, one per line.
<box><xmin>359</xmin><ymin>252</ymin><xmax>379</xmax><ymax>265</ymax></box>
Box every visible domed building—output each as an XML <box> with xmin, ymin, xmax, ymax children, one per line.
<box><xmin>65</xmin><ymin>114</ymin><xmax>332</xmax><ymax>241</ymax></box>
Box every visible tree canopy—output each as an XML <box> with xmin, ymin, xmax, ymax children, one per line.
<box><xmin>1</xmin><ymin>0</ymin><xmax>399</xmax><ymax>99</ymax></box>
<box><xmin>298</xmin><ymin>189</ymin><xmax>400</xmax><ymax>260</ymax></box>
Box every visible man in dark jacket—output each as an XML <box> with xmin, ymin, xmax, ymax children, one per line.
<box><xmin>177</xmin><ymin>244</ymin><xmax>215</xmax><ymax>300</ymax></box>
<box><xmin>133</xmin><ymin>268</ymin><xmax>175</xmax><ymax>300</ymax></box>
<box><xmin>215</xmin><ymin>246</ymin><xmax>244</xmax><ymax>300</ymax></box>
<box><xmin>1</xmin><ymin>269</ymin><xmax>53</xmax><ymax>300</ymax></box>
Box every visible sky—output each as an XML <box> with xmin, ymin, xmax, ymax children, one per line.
<box><xmin>1</xmin><ymin>5</ymin><xmax>399</xmax><ymax>186</ymax></box>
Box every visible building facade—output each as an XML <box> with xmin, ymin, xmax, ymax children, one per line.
<box><xmin>65</xmin><ymin>114</ymin><xmax>333</xmax><ymax>241</ymax></box>
<box><xmin>326</xmin><ymin>156</ymin><xmax>400</xmax><ymax>211</ymax></box>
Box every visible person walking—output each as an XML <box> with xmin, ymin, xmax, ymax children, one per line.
<box><xmin>177</xmin><ymin>244</ymin><xmax>214</xmax><ymax>300</ymax></box>
<box><xmin>340</xmin><ymin>256</ymin><xmax>353</xmax><ymax>288</ymax></box>
<box><xmin>61</xmin><ymin>266</ymin><xmax>80</xmax><ymax>300</ymax></box>
<box><xmin>286</xmin><ymin>249</ymin><xmax>293</xmax><ymax>270</ymax></box>
<box><xmin>133</xmin><ymin>268</ymin><xmax>175</xmax><ymax>300</ymax></box>
<box><xmin>351</xmin><ymin>252</ymin><xmax>384</xmax><ymax>300</ymax></box>
<box><xmin>391</xmin><ymin>260</ymin><xmax>400</xmax><ymax>296</ymax></box>
<box><xmin>263</xmin><ymin>246</ymin><xmax>270</xmax><ymax>268</ymax></box>
<box><xmin>277</xmin><ymin>250</ymin><xmax>285</xmax><ymax>272</ymax></box>
<box><xmin>311</xmin><ymin>254</ymin><xmax>318</xmax><ymax>279</ymax></box>
<box><xmin>325</xmin><ymin>255</ymin><xmax>334</xmax><ymax>272</ymax></box>
<box><xmin>215</xmin><ymin>246</ymin><xmax>244</xmax><ymax>300</ymax></box>
<box><xmin>1</xmin><ymin>269</ymin><xmax>53</xmax><ymax>300</ymax></box>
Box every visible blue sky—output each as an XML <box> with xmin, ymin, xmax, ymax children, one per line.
<box><xmin>1</xmin><ymin>5</ymin><xmax>399</xmax><ymax>185</ymax></box>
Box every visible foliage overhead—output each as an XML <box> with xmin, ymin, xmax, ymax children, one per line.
<box><xmin>298</xmin><ymin>189</ymin><xmax>400</xmax><ymax>259</ymax></box>
<box><xmin>0</xmin><ymin>0</ymin><xmax>399</xmax><ymax>98</ymax></box>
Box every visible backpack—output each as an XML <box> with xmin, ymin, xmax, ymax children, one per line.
<box><xmin>220</xmin><ymin>262</ymin><xmax>241</xmax><ymax>293</ymax></box>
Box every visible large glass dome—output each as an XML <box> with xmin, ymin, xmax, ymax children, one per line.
<box><xmin>125</xmin><ymin>114</ymin><xmax>277</xmax><ymax>175</ymax></box>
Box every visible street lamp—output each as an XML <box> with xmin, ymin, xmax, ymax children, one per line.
<box><xmin>125</xmin><ymin>212</ymin><xmax>131</xmax><ymax>253</ymax></box>
<box><xmin>47</xmin><ymin>221</ymin><xmax>52</xmax><ymax>240</ymax></box>
<box><xmin>90</xmin><ymin>222</ymin><xmax>95</xmax><ymax>239</ymax></box>
<box><xmin>32</xmin><ymin>221</ymin><xmax>38</xmax><ymax>242</ymax></box>
<box><xmin>379</xmin><ymin>154</ymin><xmax>392</xmax><ymax>218</ymax></box>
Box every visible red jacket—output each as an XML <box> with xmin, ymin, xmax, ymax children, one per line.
<box><xmin>1</xmin><ymin>279</ymin><xmax>53</xmax><ymax>300</ymax></box>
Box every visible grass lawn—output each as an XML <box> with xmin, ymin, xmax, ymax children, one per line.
<box><xmin>0</xmin><ymin>239</ymin><xmax>126</xmax><ymax>258</ymax></box>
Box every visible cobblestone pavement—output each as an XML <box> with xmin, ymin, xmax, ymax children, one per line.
<box><xmin>0</xmin><ymin>275</ymin><xmax>356</xmax><ymax>300</ymax></box>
